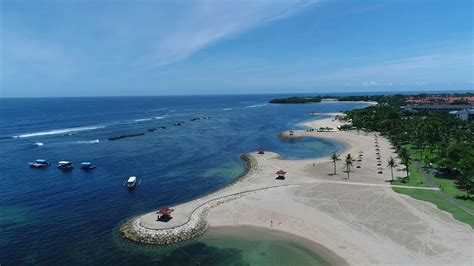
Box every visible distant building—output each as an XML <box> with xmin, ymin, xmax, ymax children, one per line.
<box><xmin>403</xmin><ymin>104</ymin><xmax>473</xmax><ymax>112</ymax></box>
<box><xmin>449</xmin><ymin>109</ymin><xmax>474</xmax><ymax>121</ymax></box>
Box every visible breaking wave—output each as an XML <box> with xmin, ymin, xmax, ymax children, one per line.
<box><xmin>134</xmin><ymin>118</ymin><xmax>153</xmax><ymax>122</ymax></box>
<box><xmin>74</xmin><ymin>139</ymin><xmax>100</xmax><ymax>144</ymax></box>
<box><xmin>245</xmin><ymin>103</ymin><xmax>268</xmax><ymax>109</ymax></box>
<box><xmin>13</xmin><ymin>126</ymin><xmax>105</xmax><ymax>138</ymax></box>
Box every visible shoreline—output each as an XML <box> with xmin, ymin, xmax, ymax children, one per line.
<box><xmin>203</xmin><ymin>225</ymin><xmax>349</xmax><ymax>266</ymax></box>
<box><xmin>120</xmin><ymin>113</ymin><xmax>473</xmax><ymax>265</ymax></box>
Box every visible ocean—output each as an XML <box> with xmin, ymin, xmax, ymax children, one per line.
<box><xmin>0</xmin><ymin>95</ymin><xmax>370</xmax><ymax>265</ymax></box>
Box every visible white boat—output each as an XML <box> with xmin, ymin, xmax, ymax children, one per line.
<box><xmin>127</xmin><ymin>176</ymin><xmax>137</xmax><ymax>188</ymax></box>
<box><xmin>57</xmin><ymin>161</ymin><xmax>73</xmax><ymax>171</ymax></box>
<box><xmin>29</xmin><ymin>159</ymin><xmax>49</xmax><ymax>168</ymax></box>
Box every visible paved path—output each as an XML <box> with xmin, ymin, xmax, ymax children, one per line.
<box><xmin>412</xmin><ymin>160</ymin><xmax>474</xmax><ymax>216</ymax></box>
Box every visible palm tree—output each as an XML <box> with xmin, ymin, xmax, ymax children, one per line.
<box><xmin>330</xmin><ymin>153</ymin><xmax>340</xmax><ymax>175</ymax></box>
<box><xmin>399</xmin><ymin>148</ymin><xmax>410</xmax><ymax>181</ymax></box>
<box><xmin>387</xmin><ymin>157</ymin><xmax>397</xmax><ymax>181</ymax></box>
<box><xmin>344</xmin><ymin>154</ymin><xmax>353</xmax><ymax>179</ymax></box>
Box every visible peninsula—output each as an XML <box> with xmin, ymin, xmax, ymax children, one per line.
<box><xmin>121</xmin><ymin>95</ymin><xmax>473</xmax><ymax>265</ymax></box>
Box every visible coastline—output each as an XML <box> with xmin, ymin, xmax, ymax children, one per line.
<box><xmin>120</xmin><ymin>113</ymin><xmax>473</xmax><ymax>265</ymax></box>
<box><xmin>203</xmin><ymin>225</ymin><xmax>349</xmax><ymax>266</ymax></box>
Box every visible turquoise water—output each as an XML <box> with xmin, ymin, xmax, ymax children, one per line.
<box><xmin>0</xmin><ymin>95</ymin><xmax>367</xmax><ymax>264</ymax></box>
<box><xmin>111</xmin><ymin>226</ymin><xmax>333</xmax><ymax>265</ymax></box>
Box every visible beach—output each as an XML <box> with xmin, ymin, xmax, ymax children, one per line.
<box><xmin>122</xmin><ymin>114</ymin><xmax>473</xmax><ymax>265</ymax></box>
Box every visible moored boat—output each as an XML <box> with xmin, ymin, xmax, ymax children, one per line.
<box><xmin>29</xmin><ymin>159</ymin><xmax>49</xmax><ymax>168</ymax></box>
<box><xmin>127</xmin><ymin>176</ymin><xmax>137</xmax><ymax>188</ymax></box>
<box><xmin>57</xmin><ymin>161</ymin><xmax>73</xmax><ymax>171</ymax></box>
<box><xmin>80</xmin><ymin>162</ymin><xmax>96</xmax><ymax>170</ymax></box>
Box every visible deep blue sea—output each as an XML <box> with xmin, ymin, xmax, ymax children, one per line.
<box><xmin>0</xmin><ymin>95</ymin><xmax>370</xmax><ymax>265</ymax></box>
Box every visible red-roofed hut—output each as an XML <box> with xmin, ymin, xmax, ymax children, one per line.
<box><xmin>156</xmin><ymin>208</ymin><xmax>174</xmax><ymax>219</ymax></box>
<box><xmin>276</xmin><ymin>169</ymin><xmax>287</xmax><ymax>180</ymax></box>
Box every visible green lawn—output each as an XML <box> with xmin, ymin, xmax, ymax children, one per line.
<box><xmin>392</xmin><ymin>187</ymin><xmax>474</xmax><ymax>229</ymax></box>
<box><xmin>391</xmin><ymin>160</ymin><xmax>474</xmax><ymax>228</ymax></box>
<box><xmin>391</xmin><ymin>164</ymin><xmax>428</xmax><ymax>187</ymax></box>
<box><xmin>395</xmin><ymin>146</ymin><xmax>474</xmax><ymax>211</ymax></box>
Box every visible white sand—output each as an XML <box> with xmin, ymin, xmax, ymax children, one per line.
<box><xmin>304</xmin><ymin>112</ymin><xmax>349</xmax><ymax>130</ymax></box>
<box><xmin>133</xmin><ymin>114</ymin><xmax>473</xmax><ymax>265</ymax></box>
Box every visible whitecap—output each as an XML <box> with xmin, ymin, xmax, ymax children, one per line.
<box><xmin>14</xmin><ymin>126</ymin><xmax>105</xmax><ymax>138</ymax></box>
<box><xmin>222</xmin><ymin>108</ymin><xmax>233</xmax><ymax>111</ymax></box>
<box><xmin>134</xmin><ymin>118</ymin><xmax>153</xmax><ymax>122</ymax></box>
<box><xmin>75</xmin><ymin>139</ymin><xmax>100</xmax><ymax>144</ymax></box>
<box><xmin>245</xmin><ymin>103</ymin><xmax>268</xmax><ymax>109</ymax></box>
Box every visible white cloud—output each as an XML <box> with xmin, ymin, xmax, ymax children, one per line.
<box><xmin>135</xmin><ymin>0</ymin><xmax>317</xmax><ymax>67</ymax></box>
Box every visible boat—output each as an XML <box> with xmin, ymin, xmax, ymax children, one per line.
<box><xmin>80</xmin><ymin>162</ymin><xmax>96</xmax><ymax>170</ymax></box>
<box><xmin>29</xmin><ymin>159</ymin><xmax>49</xmax><ymax>168</ymax></box>
<box><xmin>57</xmin><ymin>161</ymin><xmax>73</xmax><ymax>171</ymax></box>
<box><xmin>127</xmin><ymin>176</ymin><xmax>137</xmax><ymax>188</ymax></box>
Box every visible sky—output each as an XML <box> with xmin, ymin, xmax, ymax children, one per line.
<box><xmin>1</xmin><ymin>0</ymin><xmax>473</xmax><ymax>97</ymax></box>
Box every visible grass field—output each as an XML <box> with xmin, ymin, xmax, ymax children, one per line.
<box><xmin>393</xmin><ymin>186</ymin><xmax>474</xmax><ymax>229</ymax></box>
<box><xmin>391</xmin><ymin>158</ymin><xmax>474</xmax><ymax>229</ymax></box>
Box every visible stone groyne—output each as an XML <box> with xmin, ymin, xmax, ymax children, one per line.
<box><xmin>120</xmin><ymin>153</ymin><xmax>259</xmax><ymax>245</ymax></box>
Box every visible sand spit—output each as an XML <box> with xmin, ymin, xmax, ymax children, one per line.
<box><xmin>121</xmin><ymin>114</ymin><xmax>473</xmax><ymax>265</ymax></box>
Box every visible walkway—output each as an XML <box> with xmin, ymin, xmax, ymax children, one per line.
<box><xmin>412</xmin><ymin>160</ymin><xmax>474</xmax><ymax>216</ymax></box>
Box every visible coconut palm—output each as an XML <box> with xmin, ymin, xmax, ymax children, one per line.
<box><xmin>330</xmin><ymin>153</ymin><xmax>340</xmax><ymax>175</ymax></box>
<box><xmin>387</xmin><ymin>157</ymin><xmax>397</xmax><ymax>181</ymax></box>
<box><xmin>344</xmin><ymin>154</ymin><xmax>353</xmax><ymax>179</ymax></box>
<box><xmin>399</xmin><ymin>148</ymin><xmax>410</xmax><ymax>181</ymax></box>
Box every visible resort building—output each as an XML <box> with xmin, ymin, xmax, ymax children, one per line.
<box><xmin>403</xmin><ymin>104</ymin><xmax>473</xmax><ymax>112</ymax></box>
<box><xmin>449</xmin><ymin>109</ymin><xmax>474</xmax><ymax>121</ymax></box>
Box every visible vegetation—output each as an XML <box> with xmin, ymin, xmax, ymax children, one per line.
<box><xmin>344</xmin><ymin>153</ymin><xmax>353</xmax><ymax>179</ymax></box>
<box><xmin>269</xmin><ymin>96</ymin><xmax>323</xmax><ymax>104</ymax></box>
<box><xmin>341</xmin><ymin>93</ymin><xmax>473</xmax><ymax>225</ymax></box>
<box><xmin>387</xmin><ymin>157</ymin><xmax>397</xmax><ymax>181</ymax></box>
<box><xmin>330</xmin><ymin>153</ymin><xmax>341</xmax><ymax>175</ymax></box>
<box><xmin>268</xmin><ymin>95</ymin><xmax>405</xmax><ymax>104</ymax></box>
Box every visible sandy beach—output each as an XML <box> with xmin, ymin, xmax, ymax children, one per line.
<box><xmin>122</xmin><ymin>114</ymin><xmax>473</xmax><ymax>265</ymax></box>
<box><xmin>304</xmin><ymin>112</ymin><xmax>349</xmax><ymax>130</ymax></box>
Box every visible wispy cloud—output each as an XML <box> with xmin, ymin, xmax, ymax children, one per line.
<box><xmin>137</xmin><ymin>0</ymin><xmax>317</xmax><ymax>67</ymax></box>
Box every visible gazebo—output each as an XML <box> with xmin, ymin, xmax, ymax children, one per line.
<box><xmin>276</xmin><ymin>169</ymin><xmax>287</xmax><ymax>180</ymax></box>
<box><xmin>156</xmin><ymin>208</ymin><xmax>174</xmax><ymax>221</ymax></box>
<box><xmin>257</xmin><ymin>147</ymin><xmax>265</xmax><ymax>154</ymax></box>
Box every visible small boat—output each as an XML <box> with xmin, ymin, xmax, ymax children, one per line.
<box><xmin>127</xmin><ymin>176</ymin><xmax>137</xmax><ymax>188</ymax></box>
<box><xmin>29</xmin><ymin>159</ymin><xmax>49</xmax><ymax>168</ymax></box>
<box><xmin>80</xmin><ymin>162</ymin><xmax>96</xmax><ymax>170</ymax></box>
<box><xmin>57</xmin><ymin>161</ymin><xmax>73</xmax><ymax>171</ymax></box>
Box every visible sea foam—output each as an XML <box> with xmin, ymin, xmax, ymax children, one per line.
<box><xmin>74</xmin><ymin>139</ymin><xmax>100</xmax><ymax>144</ymax></box>
<box><xmin>245</xmin><ymin>103</ymin><xmax>268</xmax><ymax>109</ymax></box>
<box><xmin>14</xmin><ymin>126</ymin><xmax>105</xmax><ymax>138</ymax></box>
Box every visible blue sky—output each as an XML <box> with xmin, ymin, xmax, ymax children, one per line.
<box><xmin>1</xmin><ymin>0</ymin><xmax>473</xmax><ymax>97</ymax></box>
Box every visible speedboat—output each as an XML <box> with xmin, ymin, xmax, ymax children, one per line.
<box><xmin>29</xmin><ymin>159</ymin><xmax>49</xmax><ymax>168</ymax></box>
<box><xmin>127</xmin><ymin>176</ymin><xmax>137</xmax><ymax>188</ymax></box>
<box><xmin>57</xmin><ymin>161</ymin><xmax>73</xmax><ymax>171</ymax></box>
<box><xmin>80</xmin><ymin>162</ymin><xmax>96</xmax><ymax>170</ymax></box>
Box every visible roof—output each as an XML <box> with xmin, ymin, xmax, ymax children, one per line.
<box><xmin>128</xmin><ymin>176</ymin><xmax>136</xmax><ymax>183</ymax></box>
<box><xmin>36</xmin><ymin>159</ymin><xmax>47</xmax><ymax>163</ymax></box>
<box><xmin>157</xmin><ymin>208</ymin><xmax>174</xmax><ymax>215</ymax></box>
<box><xmin>412</xmin><ymin>104</ymin><xmax>472</xmax><ymax>110</ymax></box>
<box><xmin>81</xmin><ymin>162</ymin><xmax>92</xmax><ymax>165</ymax></box>
<box><xmin>276</xmin><ymin>169</ymin><xmax>287</xmax><ymax>175</ymax></box>
<box><xmin>58</xmin><ymin>161</ymin><xmax>71</xmax><ymax>164</ymax></box>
